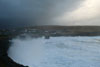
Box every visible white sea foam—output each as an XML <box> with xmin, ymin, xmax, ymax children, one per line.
<box><xmin>8</xmin><ymin>36</ymin><xmax>100</xmax><ymax>67</ymax></box>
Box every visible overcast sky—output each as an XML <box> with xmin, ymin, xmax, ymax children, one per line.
<box><xmin>0</xmin><ymin>0</ymin><xmax>100</xmax><ymax>28</ymax></box>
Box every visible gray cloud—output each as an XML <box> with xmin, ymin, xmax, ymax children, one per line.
<box><xmin>55</xmin><ymin>0</ymin><xmax>100</xmax><ymax>26</ymax></box>
<box><xmin>0</xmin><ymin>0</ymin><xmax>84</xmax><ymax>28</ymax></box>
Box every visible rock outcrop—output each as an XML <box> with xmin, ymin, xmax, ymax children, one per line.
<box><xmin>0</xmin><ymin>36</ymin><xmax>28</xmax><ymax>67</ymax></box>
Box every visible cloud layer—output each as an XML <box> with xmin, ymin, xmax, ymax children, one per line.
<box><xmin>0</xmin><ymin>0</ymin><xmax>100</xmax><ymax>28</ymax></box>
<box><xmin>56</xmin><ymin>0</ymin><xmax>100</xmax><ymax>25</ymax></box>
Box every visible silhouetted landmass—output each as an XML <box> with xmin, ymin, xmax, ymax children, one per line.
<box><xmin>1</xmin><ymin>26</ymin><xmax>100</xmax><ymax>36</ymax></box>
<box><xmin>0</xmin><ymin>36</ymin><xmax>28</xmax><ymax>67</ymax></box>
<box><xmin>19</xmin><ymin>26</ymin><xmax>100</xmax><ymax>36</ymax></box>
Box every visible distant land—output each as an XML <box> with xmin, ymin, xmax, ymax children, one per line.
<box><xmin>1</xmin><ymin>26</ymin><xmax>100</xmax><ymax>37</ymax></box>
<box><xmin>24</xmin><ymin>26</ymin><xmax>100</xmax><ymax>36</ymax></box>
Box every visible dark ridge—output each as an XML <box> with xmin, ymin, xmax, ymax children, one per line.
<box><xmin>0</xmin><ymin>54</ymin><xmax>28</xmax><ymax>67</ymax></box>
<box><xmin>19</xmin><ymin>26</ymin><xmax>100</xmax><ymax>36</ymax></box>
<box><xmin>1</xmin><ymin>26</ymin><xmax>100</xmax><ymax>37</ymax></box>
<box><xmin>0</xmin><ymin>37</ymin><xmax>28</xmax><ymax>67</ymax></box>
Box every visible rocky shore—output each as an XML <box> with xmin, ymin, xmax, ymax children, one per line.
<box><xmin>0</xmin><ymin>36</ymin><xmax>28</xmax><ymax>67</ymax></box>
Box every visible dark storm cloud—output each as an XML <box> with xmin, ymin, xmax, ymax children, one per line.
<box><xmin>0</xmin><ymin>0</ymin><xmax>83</xmax><ymax>29</ymax></box>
